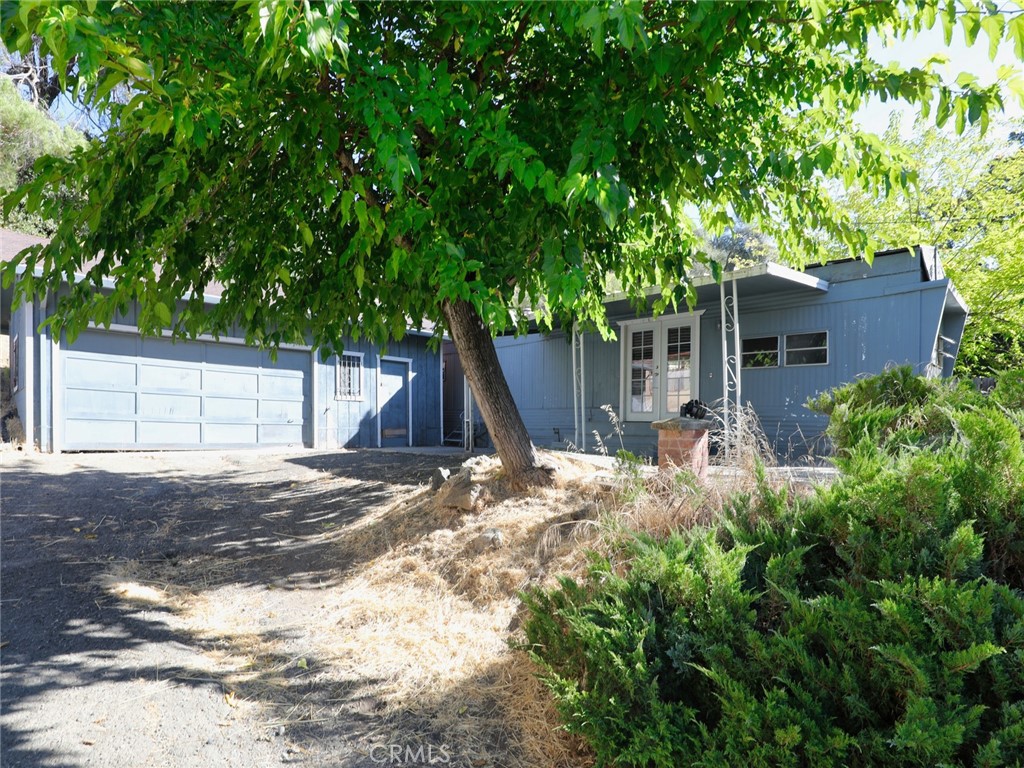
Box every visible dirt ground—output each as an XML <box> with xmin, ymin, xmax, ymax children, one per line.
<box><xmin>1</xmin><ymin>447</ymin><xmax>600</xmax><ymax>768</ymax></box>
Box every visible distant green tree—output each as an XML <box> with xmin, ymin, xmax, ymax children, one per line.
<box><xmin>0</xmin><ymin>77</ymin><xmax>85</xmax><ymax>235</ymax></box>
<box><xmin>827</xmin><ymin>120</ymin><xmax>1024</xmax><ymax>376</ymax></box>
<box><xmin>704</xmin><ymin>223</ymin><xmax>781</xmax><ymax>270</ymax></box>
<box><xmin>2</xmin><ymin>1</ymin><xmax>1023</xmax><ymax>483</ymax></box>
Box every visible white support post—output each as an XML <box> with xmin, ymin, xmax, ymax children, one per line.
<box><xmin>572</xmin><ymin>324</ymin><xmax>579</xmax><ymax>449</ymax></box>
<box><xmin>23</xmin><ymin>297</ymin><xmax>35</xmax><ymax>451</ymax></box>
<box><xmin>51</xmin><ymin>323</ymin><xmax>62</xmax><ymax>453</ymax></box>
<box><xmin>719</xmin><ymin>280</ymin><xmax>730</xmax><ymax>461</ymax></box>
<box><xmin>580</xmin><ymin>327</ymin><xmax>586</xmax><ymax>453</ymax></box>
<box><xmin>731</xmin><ymin>278</ymin><xmax>742</xmax><ymax>441</ymax></box>
<box><xmin>310</xmin><ymin>349</ymin><xmax>319</xmax><ymax>449</ymax></box>
<box><xmin>719</xmin><ymin>276</ymin><xmax>742</xmax><ymax>462</ymax></box>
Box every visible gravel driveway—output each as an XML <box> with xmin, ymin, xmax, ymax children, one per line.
<box><xmin>0</xmin><ymin>448</ymin><xmax>462</xmax><ymax>768</ymax></box>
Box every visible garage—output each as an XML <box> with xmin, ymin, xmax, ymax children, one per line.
<box><xmin>4</xmin><ymin>227</ymin><xmax>442</xmax><ymax>453</ymax></box>
<box><xmin>61</xmin><ymin>330</ymin><xmax>311</xmax><ymax>450</ymax></box>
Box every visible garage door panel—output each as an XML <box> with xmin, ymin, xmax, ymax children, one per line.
<box><xmin>261</xmin><ymin>424</ymin><xmax>305</xmax><ymax>443</ymax></box>
<box><xmin>66</xmin><ymin>388</ymin><xmax>137</xmax><ymax>417</ymax></box>
<box><xmin>206</xmin><ymin>396</ymin><xmax>258</xmax><ymax>420</ymax></box>
<box><xmin>260</xmin><ymin>399</ymin><xmax>304</xmax><ymax>422</ymax></box>
<box><xmin>140</xmin><ymin>364</ymin><xmax>202</xmax><ymax>390</ymax></box>
<box><xmin>139</xmin><ymin>393</ymin><xmax>202</xmax><ymax>418</ymax></box>
<box><xmin>205</xmin><ymin>369</ymin><xmax>259</xmax><ymax>394</ymax></box>
<box><xmin>139</xmin><ymin>421</ymin><xmax>202</xmax><ymax>443</ymax></box>
<box><xmin>66</xmin><ymin>418</ymin><xmax>136</xmax><ymax>445</ymax></box>
<box><xmin>62</xmin><ymin>332</ymin><xmax>310</xmax><ymax>449</ymax></box>
<box><xmin>260</xmin><ymin>373</ymin><xmax>305</xmax><ymax>398</ymax></box>
<box><xmin>67</xmin><ymin>357</ymin><xmax>137</xmax><ymax>388</ymax></box>
<box><xmin>206</xmin><ymin>423</ymin><xmax>259</xmax><ymax>443</ymax></box>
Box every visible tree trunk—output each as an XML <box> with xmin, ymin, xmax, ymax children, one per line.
<box><xmin>441</xmin><ymin>297</ymin><xmax>551</xmax><ymax>488</ymax></box>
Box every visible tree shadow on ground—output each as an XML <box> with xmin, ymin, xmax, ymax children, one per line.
<box><xmin>0</xmin><ymin>449</ymin><xmax>471</xmax><ymax>768</ymax></box>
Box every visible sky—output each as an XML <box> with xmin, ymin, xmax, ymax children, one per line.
<box><xmin>859</xmin><ymin>20</ymin><xmax>1023</xmax><ymax>133</ymax></box>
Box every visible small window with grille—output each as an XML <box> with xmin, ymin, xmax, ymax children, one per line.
<box><xmin>336</xmin><ymin>353</ymin><xmax>364</xmax><ymax>400</ymax></box>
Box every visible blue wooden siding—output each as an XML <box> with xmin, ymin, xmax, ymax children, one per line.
<box><xmin>496</xmin><ymin>250</ymin><xmax>964</xmax><ymax>462</ymax></box>
<box><xmin>315</xmin><ymin>335</ymin><xmax>441</xmax><ymax>449</ymax></box>
<box><xmin>12</xmin><ymin>276</ymin><xmax>442</xmax><ymax>452</ymax></box>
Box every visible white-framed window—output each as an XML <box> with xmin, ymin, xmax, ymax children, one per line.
<box><xmin>620</xmin><ymin>313</ymin><xmax>702</xmax><ymax>422</ymax></box>
<box><xmin>336</xmin><ymin>352</ymin><xmax>364</xmax><ymax>400</ymax></box>
<box><xmin>784</xmin><ymin>331</ymin><xmax>828</xmax><ymax>366</ymax></box>
<box><xmin>741</xmin><ymin>336</ymin><xmax>779</xmax><ymax>368</ymax></box>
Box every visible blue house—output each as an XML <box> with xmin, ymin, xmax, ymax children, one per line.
<box><xmin>2</xmin><ymin>228</ymin><xmax>441</xmax><ymax>453</ymax></box>
<box><xmin>490</xmin><ymin>246</ymin><xmax>967</xmax><ymax>461</ymax></box>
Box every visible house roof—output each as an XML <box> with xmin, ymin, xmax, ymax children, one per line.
<box><xmin>1</xmin><ymin>228</ymin><xmax>49</xmax><ymax>257</ymax></box>
<box><xmin>1</xmin><ymin>229</ymin><xmax>52</xmax><ymax>331</ymax></box>
<box><xmin>0</xmin><ymin>226</ymin><xmax>230</xmax><ymax>299</ymax></box>
<box><xmin>0</xmin><ymin>227</ymin><xmax>440</xmax><ymax>339</ymax></box>
<box><xmin>603</xmin><ymin>260</ymin><xmax>830</xmax><ymax>319</ymax></box>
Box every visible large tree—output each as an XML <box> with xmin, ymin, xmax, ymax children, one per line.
<box><xmin>2</xmin><ymin>1</ymin><xmax>1023</xmax><ymax>483</ymax></box>
<box><xmin>823</xmin><ymin>119</ymin><xmax>1024</xmax><ymax>376</ymax></box>
<box><xmin>0</xmin><ymin>77</ymin><xmax>85</xmax><ymax>234</ymax></box>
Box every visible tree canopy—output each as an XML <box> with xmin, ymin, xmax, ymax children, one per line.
<box><xmin>3</xmin><ymin>0</ymin><xmax>1023</xmax><ymax>479</ymax></box>
<box><xmin>0</xmin><ymin>76</ymin><xmax>85</xmax><ymax>234</ymax></box>
<box><xmin>824</xmin><ymin>119</ymin><xmax>1024</xmax><ymax>376</ymax></box>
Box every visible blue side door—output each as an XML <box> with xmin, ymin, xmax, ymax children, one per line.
<box><xmin>379</xmin><ymin>359</ymin><xmax>410</xmax><ymax>447</ymax></box>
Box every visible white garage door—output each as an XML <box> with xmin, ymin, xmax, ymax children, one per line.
<box><xmin>61</xmin><ymin>330</ymin><xmax>310</xmax><ymax>450</ymax></box>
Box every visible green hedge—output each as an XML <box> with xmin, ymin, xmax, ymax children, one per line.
<box><xmin>522</xmin><ymin>369</ymin><xmax>1024</xmax><ymax>767</ymax></box>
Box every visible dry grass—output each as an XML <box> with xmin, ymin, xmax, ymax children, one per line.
<box><xmin>91</xmin><ymin>434</ymin><xmax>822</xmax><ymax>766</ymax></box>
<box><xmin>94</xmin><ymin>451</ymin><xmax>604</xmax><ymax>766</ymax></box>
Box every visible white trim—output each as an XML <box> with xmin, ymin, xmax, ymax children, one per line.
<box><xmin>603</xmin><ymin>262</ymin><xmax>829</xmax><ymax>305</ymax></box>
<box><xmin>335</xmin><ymin>351</ymin><xmax>365</xmax><ymax>401</ymax></box>
<box><xmin>784</xmin><ymin>330</ymin><xmax>829</xmax><ymax>367</ymax></box>
<box><xmin>22</xmin><ymin>299</ymin><xmax>34</xmax><ymax>449</ymax></box>
<box><xmin>310</xmin><ymin>348</ymin><xmax>319</xmax><ymax>449</ymax></box>
<box><xmin>618</xmin><ymin>311</ymin><xmax>704</xmax><ymax>422</ymax></box>
<box><xmin>377</xmin><ymin>355</ymin><xmax>414</xmax><ymax>448</ymax></box>
<box><xmin>580</xmin><ymin>329</ymin><xmax>586</xmax><ymax>452</ymax></box>
<box><xmin>51</xmin><ymin>326</ymin><xmax>62</xmax><ymax>453</ymax></box>
<box><xmin>84</xmin><ymin>321</ymin><xmax>312</xmax><ymax>351</ymax></box>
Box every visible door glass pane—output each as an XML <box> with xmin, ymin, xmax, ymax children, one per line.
<box><xmin>665</xmin><ymin>325</ymin><xmax>691</xmax><ymax>415</ymax></box>
<box><xmin>630</xmin><ymin>329</ymin><xmax>654</xmax><ymax>413</ymax></box>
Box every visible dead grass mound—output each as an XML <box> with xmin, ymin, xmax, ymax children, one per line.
<box><xmin>94</xmin><ymin>443</ymin><xmax>827</xmax><ymax>767</ymax></box>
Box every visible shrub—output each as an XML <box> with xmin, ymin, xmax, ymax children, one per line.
<box><xmin>993</xmin><ymin>369</ymin><xmax>1024</xmax><ymax>410</ymax></box>
<box><xmin>806</xmin><ymin>365</ymin><xmax>989</xmax><ymax>456</ymax></box>
<box><xmin>522</xmin><ymin>371</ymin><xmax>1024</xmax><ymax>767</ymax></box>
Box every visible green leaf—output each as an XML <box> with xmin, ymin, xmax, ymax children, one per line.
<box><xmin>624</xmin><ymin>103</ymin><xmax>643</xmax><ymax>137</ymax></box>
<box><xmin>154</xmin><ymin>301</ymin><xmax>172</xmax><ymax>326</ymax></box>
<box><xmin>118</xmin><ymin>55</ymin><xmax>153</xmax><ymax>80</ymax></box>
<box><xmin>299</xmin><ymin>221</ymin><xmax>314</xmax><ymax>247</ymax></box>
<box><xmin>980</xmin><ymin>13</ymin><xmax>1005</xmax><ymax>61</ymax></box>
<box><xmin>961</xmin><ymin>9</ymin><xmax>981</xmax><ymax>47</ymax></box>
<box><xmin>1009</xmin><ymin>15</ymin><xmax>1024</xmax><ymax>60</ymax></box>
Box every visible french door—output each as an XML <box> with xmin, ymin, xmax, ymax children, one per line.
<box><xmin>623</xmin><ymin>315</ymin><xmax>700</xmax><ymax>421</ymax></box>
